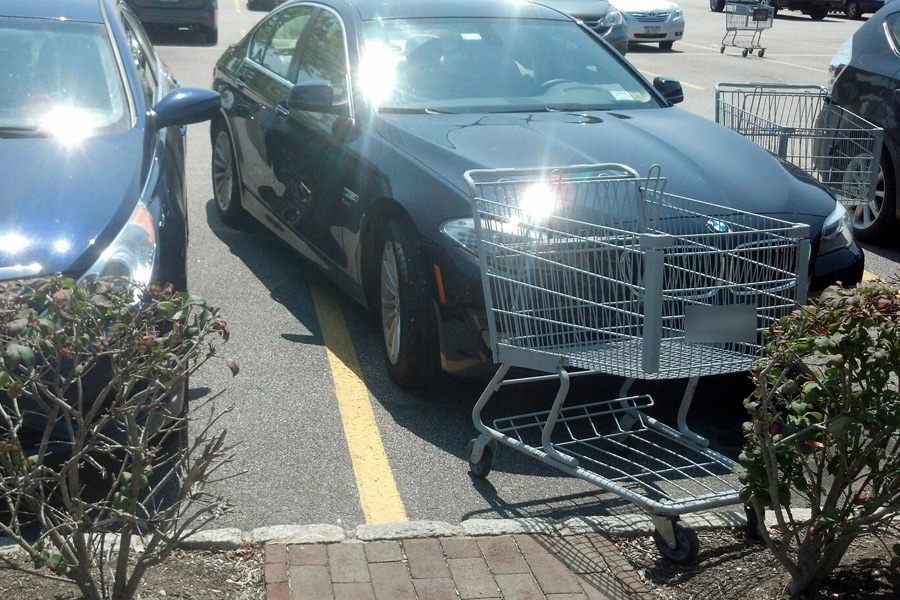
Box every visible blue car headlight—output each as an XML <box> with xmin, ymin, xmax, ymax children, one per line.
<box><xmin>79</xmin><ymin>201</ymin><xmax>157</xmax><ymax>287</ymax></box>
<box><xmin>818</xmin><ymin>202</ymin><xmax>854</xmax><ymax>256</ymax></box>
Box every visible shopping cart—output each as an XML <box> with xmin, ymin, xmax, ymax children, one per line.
<box><xmin>464</xmin><ymin>164</ymin><xmax>810</xmax><ymax>563</ymax></box>
<box><xmin>720</xmin><ymin>1</ymin><xmax>773</xmax><ymax>57</ymax></box>
<box><xmin>716</xmin><ymin>83</ymin><xmax>883</xmax><ymax>209</ymax></box>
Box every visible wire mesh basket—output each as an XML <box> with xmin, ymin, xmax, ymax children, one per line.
<box><xmin>716</xmin><ymin>83</ymin><xmax>884</xmax><ymax>208</ymax></box>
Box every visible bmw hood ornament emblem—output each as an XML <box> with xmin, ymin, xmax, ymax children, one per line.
<box><xmin>707</xmin><ymin>218</ymin><xmax>730</xmax><ymax>233</ymax></box>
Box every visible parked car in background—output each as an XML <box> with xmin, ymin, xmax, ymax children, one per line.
<box><xmin>614</xmin><ymin>0</ymin><xmax>684</xmax><ymax>50</ymax></box>
<box><xmin>248</xmin><ymin>0</ymin><xmax>287</xmax><ymax>10</ymax></box>
<box><xmin>710</xmin><ymin>0</ymin><xmax>839</xmax><ymax>18</ymax></box>
<box><xmin>124</xmin><ymin>0</ymin><xmax>218</xmax><ymax>44</ymax></box>
<box><xmin>211</xmin><ymin>0</ymin><xmax>863</xmax><ymax>388</ymax></box>
<box><xmin>0</xmin><ymin>0</ymin><xmax>220</xmax><ymax>422</ymax></box>
<box><xmin>828</xmin><ymin>2</ymin><xmax>900</xmax><ymax>242</ymax></box>
<box><xmin>539</xmin><ymin>0</ymin><xmax>628</xmax><ymax>55</ymax></box>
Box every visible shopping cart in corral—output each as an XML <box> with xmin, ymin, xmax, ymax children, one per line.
<box><xmin>464</xmin><ymin>164</ymin><xmax>810</xmax><ymax>563</ymax></box>
<box><xmin>721</xmin><ymin>1</ymin><xmax>773</xmax><ymax>57</ymax></box>
<box><xmin>716</xmin><ymin>83</ymin><xmax>883</xmax><ymax>209</ymax></box>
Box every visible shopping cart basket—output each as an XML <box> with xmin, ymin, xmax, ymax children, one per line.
<box><xmin>721</xmin><ymin>1</ymin><xmax>773</xmax><ymax>57</ymax></box>
<box><xmin>716</xmin><ymin>83</ymin><xmax>883</xmax><ymax>209</ymax></box>
<box><xmin>464</xmin><ymin>164</ymin><xmax>810</xmax><ymax>563</ymax></box>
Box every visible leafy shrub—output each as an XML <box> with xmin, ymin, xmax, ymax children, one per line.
<box><xmin>0</xmin><ymin>276</ymin><xmax>238</xmax><ymax>600</ymax></box>
<box><xmin>740</xmin><ymin>279</ymin><xmax>900</xmax><ymax>596</ymax></box>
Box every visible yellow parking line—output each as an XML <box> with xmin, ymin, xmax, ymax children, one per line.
<box><xmin>310</xmin><ymin>283</ymin><xmax>408</xmax><ymax>525</ymax></box>
<box><xmin>678</xmin><ymin>41</ymin><xmax>828</xmax><ymax>74</ymax></box>
<box><xmin>641</xmin><ymin>69</ymin><xmax>703</xmax><ymax>91</ymax></box>
<box><xmin>233</xmin><ymin>0</ymin><xmax>242</xmax><ymax>13</ymax></box>
<box><xmin>863</xmin><ymin>270</ymin><xmax>878</xmax><ymax>281</ymax></box>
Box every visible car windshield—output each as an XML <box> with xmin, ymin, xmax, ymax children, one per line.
<box><xmin>0</xmin><ymin>18</ymin><xmax>130</xmax><ymax>139</ymax></box>
<box><xmin>360</xmin><ymin>17</ymin><xmax>659</xmax><ymax>113</ymax></box>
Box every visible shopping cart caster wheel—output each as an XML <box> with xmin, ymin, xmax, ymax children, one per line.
<box><xmin>467</xmin><ymin>438</ymin><xmax>497</xmax><ymax>478</ymax></box>
<box><xmin>741</xmin><ymin>49</ymin><xmax>749</xmax><ymax>58</ymax></box>
<box><xmin>758</xmin><ymin>49</ymin><xmax>765</xmax><ymax>58</ymax></box>
<box><xmin>719</xmin><ymin>45</ymin><xmax>725</xmax><ymax>54</ymax></box>
<box><xmin>745</xmin><ymin>505</ymin><xmax>765</xmax><ymax>542</ymax></box>
<box><xmin>653</xmin><ymin>522</ymin><xmax>699</xmax><ymax>565</ymax></box>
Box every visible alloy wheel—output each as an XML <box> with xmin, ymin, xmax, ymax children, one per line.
<box><xmin>380</xmin><ymin>242</ymin><xmax>401</xmax><ymax>365</ymax></box>
<box><xmin>212</xmin><ymin>129</ymin><xmax>234</xmax><ymax>213</ymax></box>
<box><xmin>853</xmin><ymin>163</ymin><xmax>885</xmax><ymax>231</ymax></box>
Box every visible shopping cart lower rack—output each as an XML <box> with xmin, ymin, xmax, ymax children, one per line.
<box><xmin>464</xmin><ymin>164</ymin><xmax>810</xmax><ymax>563</ymax></box>
<box><xmin>716</xmin><ymin>83</ymin><xmax>884</xmax><ymax>210</ymax></box>
<box><xmin>721</xmin><ymin>1</ymin><xmax>773</xmax><ymax>57</ymax></box>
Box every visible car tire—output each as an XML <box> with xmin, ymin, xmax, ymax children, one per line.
<box><xmin>809</xmin><ymin>7</ymin><xmax>828</xmax><ymax>19</ymax></box>
<box><xmin>852</xmin><ymin>152</ymin><xmax>897</xmax><ymax>243</ymax></box>
<box><xmin>844</xmin><ymin>0</ymin><xmax>861</xmax><ymax>18</ymax></box>
<box><xmin>659</xmin><ymin>41</ymin><xmax>674</xmax><ymax>50</ymax></box>
<box><xmin>710</xmin><ymin>0</ymin><xmax>726</xmax><ymax>11</ymax></box>
<box><xmin>211</xmin><ymin>121</ymin><xmax>246</xmax><ymax>227</ymax></box>
<box><xmin>377</xmin><ymin>219</ymin><xmax>441</xmax><ymax>388</ymax></box>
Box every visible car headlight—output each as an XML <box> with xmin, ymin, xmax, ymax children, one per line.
<box><xmin>600</xmin><ymin>8</ymin><xmax>624</xmax><ymax>27</ymax></box>
<box><xmin>79</xmin><ymin>201</ymin><xmax>157</xmax><ymax>287</ymax></box>
<box><xmin>818</xmin><ymin>202</ymin><xmax>854</xmax><ymax>256</ymax></box>
<box><xmin>672</xmin><ymin>8</ymin><xmax>684</xmax><ymax>20</ymax></box>
<box><xmin>441</xmin><ymin>217</ymin><xmax>547</xmax><ymax>257</ymax></box>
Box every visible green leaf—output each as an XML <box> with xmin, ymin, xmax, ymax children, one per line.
<box><xmin>157</xmin><ymin>301</ymin><xmax>177</xmax><ymax>318</ymax></box>
<box><xmin>827</xmin><ymin>415</ymin><xmax>854</xmax><ymax>434</ymax></box>
<box><xmin>4</xmin><ymin>344</ymin><xmax>34</xmax><ymax>369</ymax></box>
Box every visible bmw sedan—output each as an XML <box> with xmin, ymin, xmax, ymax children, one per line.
<box><xmin>828</xmin><ymin>3</ymin><xmax>900</xmax><ymax>242</ymax></box>
<box><xmin>210</xmin><ymin>0</ymin><xmax>863</xmax><ymax>388</ymax></box>
<box><xmin>0</xmin><ymin>0</ymin><xmax>220</xmax><ymax>415</ymax></box>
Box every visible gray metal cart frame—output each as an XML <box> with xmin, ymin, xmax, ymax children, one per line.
<box><xmin>721</xmin><ymin>1</ymin><xmax>773</xmax><ymax>57</ymax></box>
<box><xmin>464</xmin><ymin>164</ymin><xmax>810</xmax><ymax>562</ymax></box>
<box><xmin>716</xmin><ymin>83</ymin><xmax>884</xmax><ymax>209</ymax></box>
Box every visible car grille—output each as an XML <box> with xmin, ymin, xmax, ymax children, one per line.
<box><xmin>632</xmin><ymin>12</ymin><xmax>671</xmax><ymax>22</ymax></box>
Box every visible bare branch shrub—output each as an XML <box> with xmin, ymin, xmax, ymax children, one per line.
<box><xmin>740</xmin><ymin>279</ymin><xmax>900</xmax><ymax>596</ymax></box>
<box><xmin>0</xmin><ymin>275</ymin><xmax>239</xmax><ymax>600</ymax></box>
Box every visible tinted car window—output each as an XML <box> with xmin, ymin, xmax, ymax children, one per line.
<box><xmin>886</xmin><ymin>12</ymin><xmax>900</xmax><ymax>50</ymax></box>
<box><xmin>0</xmin><ymin>17</ymin><xmax>130</xmax><ymax>136</ymax></box>
<box><xmin>361</xmin><ymin>17</ymin><xmax>658</xmax><ymax>113</ymax></box>
<box><xmin>121</xmin><ymin>10</ymin><xmax>158</xmax><ymax>107</ymax></box>
<box><xmin>251</xmin><ymin>6</ymin><xmax>314</xmax><ymax>80</ymax></box>
<box><xmin>295</xmin><ymin>10</ymin><xmax>348</xmax><ymax>102</ymax></box>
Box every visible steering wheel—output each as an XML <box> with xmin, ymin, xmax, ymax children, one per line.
<box><xmin>539</xmin><ymin>78</ymin><xmax>574</xmax><ymax>92</ymax></box>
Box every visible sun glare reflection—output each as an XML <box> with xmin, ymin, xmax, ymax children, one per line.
<box><xmin>39</xmin><ymin>106</ymin><xmax>94</xmax><ymax>145</ymax></box>
<box><xmin>514</xmin><ymin>183</ymin><xmax>555</xmax><ymax>225</ymax></box>
<box><xmin>359</xmin><ymin>42</ymin><xmax>402</xmax><ymax>106</ymax></box>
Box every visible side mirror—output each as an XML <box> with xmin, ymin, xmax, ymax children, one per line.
<box><xmin>287</xmin><ymin>80</ymin><xmax>347</xmax><ymax>114</ymax></box>
<box><xmin>148</xmin><ymin>88</ymin><xmax>221</xmax><ymax>130</ymax></box>
<box><xmin>652</xmin><ymin>77</ymin><xmax>684</xmax><ymax>105</ymax></box>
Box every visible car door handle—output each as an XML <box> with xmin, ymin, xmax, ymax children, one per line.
<box><xmin>235</xmin><ymin>78</ymin><xmax>246</xmax><ymax>89</ymax></box>
<box><xmin>276</xmin><ymin>104</ymin><xmax>290</xmax><ymax>118</ymax></box>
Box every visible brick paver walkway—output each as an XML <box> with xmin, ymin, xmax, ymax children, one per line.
<box><xmin>265</xmin><ymin>533</ymin><xmax>651</xmax><ymax>600</ymax></box>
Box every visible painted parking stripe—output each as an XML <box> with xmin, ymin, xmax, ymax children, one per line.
<box><xmin>677</xmin><ymin>42</ymin><xmax>828</xmax><ymax>74</ymax></box>
<box><xmin>863</xmin><ymin>270</ymin><xmax>878</xmax><ymax>281</ymax></box>
<box><xmin>233</xmin><ymin>0</ymin><xmax>241</xmax><ymax>13</ymax></box>
<box><xmin>310</xmin><ymin>282</ymin><xmax>408</xmax><ymax>525</ymax></box>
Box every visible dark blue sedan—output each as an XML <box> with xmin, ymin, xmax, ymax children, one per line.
<box><xmin>0</xmin><ymin>0</ymin><xmax>219</xmax><ymax>417</ymax></box>
<box><xmin>211</xmin><ymin>0</ymin><xmax>864</xmax><ymax>388</ymax></box>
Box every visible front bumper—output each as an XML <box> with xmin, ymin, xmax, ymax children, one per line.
<box><xmin>623</xmin><ymin>15</ymin><xmax>684</xmax><ymax>44</ymax></box>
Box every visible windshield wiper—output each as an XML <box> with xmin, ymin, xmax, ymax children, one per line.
<box><xmin>378</xmin><ymin>107</ymin><xmax>453</xmax><ymax>114</ymax></box>
<box><xmin>0</xmin><ymin>126</ymin><xmax>44</xmax><ymax>139</ymax></box>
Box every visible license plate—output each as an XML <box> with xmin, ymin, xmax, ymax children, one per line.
<box><xmin>644</xmin><ymin>26</ymin><xmax>661</xmax><ymax>33</ymax></box>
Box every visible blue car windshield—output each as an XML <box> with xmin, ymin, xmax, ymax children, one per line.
<box><xmin>0</xmin><ymin>18</ymin><xmax>130</xmax><ymax>138</ymax></box>
<box><xmin>360</xmin><ymin>17</ymin><xmax>660</xmax><ymax>113</ymax></box>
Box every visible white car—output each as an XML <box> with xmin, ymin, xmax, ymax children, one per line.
<box><xmin>614</xmin><ymin>0</ymin><xmax>684</xmax><ymax>50</ymax></box>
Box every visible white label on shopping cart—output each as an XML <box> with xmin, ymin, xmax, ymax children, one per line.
<box><xmin>684</xmin><ymin>304</ymin><xmax>757</xmax><ymax>344</ymax></box>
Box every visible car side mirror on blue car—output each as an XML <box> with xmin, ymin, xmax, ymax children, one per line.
<box><xmin>653</xmin><ymin>77</ymin><xmax>685</xmax><ymax>105</ymax></box>
<box><xmin>148</xmin><ymin>88</ymin><xmax>221</xmax><ymax>131</ymax></box>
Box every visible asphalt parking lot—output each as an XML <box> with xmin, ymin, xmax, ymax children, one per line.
<box><xmin>150</xmin><ymin>0</ymin><xmax>899</xmax><ymax>532</ymax></box>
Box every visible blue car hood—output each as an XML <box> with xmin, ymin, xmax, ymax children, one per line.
<box><xmin>0</xmin><ymin>130</ymin><xmax>144</xmax><ymax>278</ymax></box>
<box><xmin>376</xmin><ymin>107</ymin><xmax>834</xmax><ymax>220</ymax></box>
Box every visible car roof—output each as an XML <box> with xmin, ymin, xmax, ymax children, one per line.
<box><xmin>344</xmin><ymin>0</ymin><xmax>569</xmax><ymax>21</ymax></box>
<box><xmin>0</xmin><ymin>0</ymin><xmax>105</xmax><ymax>23</ymax></box>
